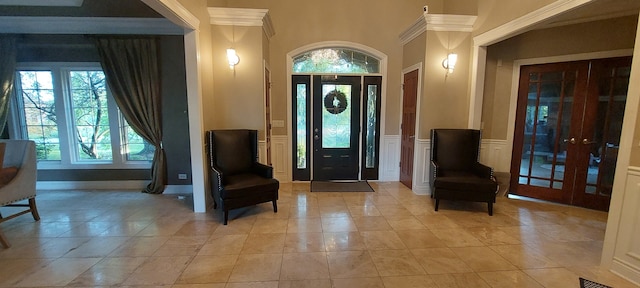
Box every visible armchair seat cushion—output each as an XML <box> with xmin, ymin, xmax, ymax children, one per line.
<box><xmin>0</xmin><ymin>167</ymin><xmax>18</xmax><ymax>188</ymax></box>
<box><xmin>434</xmin><ymin>175</ymin><xmax>497</xmax><ymax>193</ymax></box>
<box><xmin>222</xmin><ymin>173</ymin><xmax>279</xmax><ymax>200</ymax></box>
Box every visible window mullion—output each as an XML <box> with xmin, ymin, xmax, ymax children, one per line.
<box><xmin>106</xmin><ymin>91</ymin><xmax>123</xmax><ymax>165</ymax></box>
<box><xmin>55</xmin><ymin>66</ymin><xmax>74</xmax><ymax>166</ymax></box>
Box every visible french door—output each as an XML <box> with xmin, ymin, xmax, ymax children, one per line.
<box><xmin>291</xmin><ymin>75</ymin><xmax>382</xmax><ymax>181</ymax></box>
<box><xmin>511</xmin><ymin>57</ymin><xmax>631</xmax><ymax>211</ymax></box>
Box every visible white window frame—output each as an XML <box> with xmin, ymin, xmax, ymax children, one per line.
<box><xmin>10</xmin><ymin>62</ymin><xmax>152</xmax><ymax>170</ymax></box>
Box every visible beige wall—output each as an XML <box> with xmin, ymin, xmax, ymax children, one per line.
<box><xmin>482</xmin><ymin>16</ymin><xmax>638</xmax><ymax>140</ymax></box>
<box><xmin>421</xmin><ymin>30</ymin><xmax>473</xmax><ymax>138</ymax></box>
<box><xmin>176</xmin><ymin>0</ymin><xmax>215</xmax><ymax>131</ymax></box>
<box><xmin>403</xmin><ymin>32</ymin><xmax>426</xmax><ymax>69</ymax></box>
<box><xmin>211</xmin><ymin>25</ymin><xmax>266</xmax><ymax>134</ymax></box>
<box><xmin>475</xmin><ymin>0</ymin><xmax>557</xmax><ymax>35</ymax></box>
<box><xmin>207</xmin><ymin>0</ymin><xmax>443</xmax><ymax>136</ymax></box>
<box><xmin>444</xmin><ymin>0</ymin><xmax>477</xmax><ymax>15</ymax></box>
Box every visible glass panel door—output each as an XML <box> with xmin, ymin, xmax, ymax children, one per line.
<box><xmin>511</xmin><ymin>57</ymin><xmax>631</xmax><ymax>211</ymax></box>
<box><xmin>512</xmin><ymin>61</ymin><xmax>589</xmax><ymax>203</ymax></box>
<box><xmin>312</xmin><ymin>75</ymin><xmax>361</xmax><ymax>181</ymax></box>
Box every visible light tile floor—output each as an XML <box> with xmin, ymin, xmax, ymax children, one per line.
<box><xmin>0</xmin><ymin>182</ymin><xmax>638</xmax><ymax>288</ymax></box>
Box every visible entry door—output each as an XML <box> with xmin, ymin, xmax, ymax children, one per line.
<box><xmin>400</xmin><ymin>69</ymin><xmax>418</xmax><ymax>188</ymax></box>
<box><xmin>511</xmin><ymin>57</ymin><xmax>631</xmax><ymax>211</ymax></box>
<box><xmin>312</xmin><ymin>75</ymin><xmax>361</xmax><ymax>180</ymax></box>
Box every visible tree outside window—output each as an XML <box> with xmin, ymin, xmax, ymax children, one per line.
<box><xmin>15</xmin><ymin>65</ymin><xmax>153</xmax><ymax>165</ymax></box>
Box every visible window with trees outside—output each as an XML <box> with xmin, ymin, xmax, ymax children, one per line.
<box><xmin>13</xmin><ymin>63</ymin><xmax>154</xmax><ymax>168</ymax></box>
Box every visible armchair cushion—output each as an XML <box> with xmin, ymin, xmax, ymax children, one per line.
<box><xmin>223</xmin><ymin>173</ymin><xmax>279</xmax><ymax>199</ymax></box>
<box><xmin>434</xmin><ymin>173</ymin><xmax>497</xmax><ymax>193</ymax></box>
<box><xmin>0</xmin><ymin>167</ymin><xmax>18</xmax><ymax>188</ymax></box>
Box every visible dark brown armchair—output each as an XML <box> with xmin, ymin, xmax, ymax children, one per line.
<box><xmin>430</xmin><ymin>129</ymin><xmax>498</xmax><ymax>215</ymax></box>
<box><xmin>205</xmin><ymin>129</ymin><xmax>279</xmax><ymax>225</ymax></box>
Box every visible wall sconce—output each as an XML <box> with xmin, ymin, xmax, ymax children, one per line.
<box><xmin>442</xmin><ymin>53</ymin><xmax>457</xmax><ymax>74</ymax></box>
<box><xmin>227</xmin><ymin>48</ymin><xmax>239</xmax><ymax>69</ymax></box>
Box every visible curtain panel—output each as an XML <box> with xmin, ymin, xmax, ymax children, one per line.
<box><xmin>94</xmin><ymin>37</ymin><xmax>166</xmax><ymax>194</ymax></box>
<box><xmin>0</xmin><ymin>36</ymin><xmax>17</xmax><ymax>136</ymax></box>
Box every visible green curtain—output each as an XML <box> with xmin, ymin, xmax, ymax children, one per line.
<box><xmin>0</xmin><ymin>36</ymin><xmax>17</xmax><ymax>136</ymax></box>
<box><xmin>94</xmin><ymin>37</ymin><xmax>166</xmax><ymax>194</ymax></box>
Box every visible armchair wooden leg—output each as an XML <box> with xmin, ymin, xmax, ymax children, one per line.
<box><xmin>223</xmin><ymin>210</ymin><xmax>229</xmax><ymax>225</ymax></box>
<box><xmin>29</xmin><ymin>198</ymin><xmax>40</xmax><ymax>221</ymax></box>
<box><xmin>434</xmin><ymin>199</ymin><xmax>440</xmax><ymax>211</ymax></box>
<box><xmin>0</xmin><ymin>228</ymin><xmax>10</xmax><ymax>248</ymax></box>
<box><xmin>272</xmin><ymin>200</ymin><xmax>278</xmax><ymax>213</ymax></box>
<box><xmin>488</xmin><ymin>202</ymin><xmax>493</xmax><ymax>216</ymax></box>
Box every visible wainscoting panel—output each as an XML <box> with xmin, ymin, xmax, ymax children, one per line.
<box><xmin>412</xmin><ymin>139</ymin><xmax>430</xmax><ymax>195</ymax></box>
<box><xmin>258</xmin><ymin>140</ymin><xmax>266</xmax><ymax>164</ymax></box>
<box><xmin>480</xmin><ymin>139</ymin><xmax>510</xmax><ymax>172</ymax></box>
<box><xmin>271</xmin><ymin>135</ymin><xmax>289</xmax><ymax>182</ymax></box>
<box><xmin>610</xmin><ymin>167</ymin><xmax>640</xmax><ymax>285</ymax></box>
<box><xmin>380</xmin><ymin>135</ymin><xmax>401</xmax><ymax>181</ymax></box>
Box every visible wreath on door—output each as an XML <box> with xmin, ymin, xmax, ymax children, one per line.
<box><xmin>324</xmin><ymin>90</ymin><xmax>348</xmax><ymax>114</ymax></box>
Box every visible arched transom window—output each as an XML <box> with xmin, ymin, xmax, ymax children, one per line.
<box><xmin>292</xmin><ymin>48</ymin><xmax>380</xmax><ymax>74</ymax></box>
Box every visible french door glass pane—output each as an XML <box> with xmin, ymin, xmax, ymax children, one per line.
<box><xmin>19</xmin><ymin>71</ymin><xmax>61</xmax><ymax>160</ymax></box>
<box><xmin>589</xmin><ymin>67</ymin><xmax>627</xmax><ymax>195</ymax></box>
<box><xmin>365</xmin><ymin>85</ymin><xmax>377</xmax><ymax>168</ymax></box>
<box><xmin>520</xmin><ymin>71</ymin><xmax>574</xmax><ymax>189</ymax></box>
<box><xmin>296</xmin><ymin>83</ymin><xmax>307</xmax><ymax>169</ymax></box>
<box><xmin>69</xmin><ymin>70</ymin><xmax>113</xmax><ymax>161</ymax></box>
<box><xmin>322</xmin><ymin>84</ymin><xmax>351</xmax><ymax>148</ymax></box>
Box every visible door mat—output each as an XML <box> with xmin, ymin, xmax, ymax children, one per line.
<box><xmin>311</xmin><ymin>181</ymin><xmax>374</xmax><ymax>192</ymax></box>
<box><xmin>580</xmin><ymin>277</ymin><xmax>612</xmax><ymax>288</ymax></box>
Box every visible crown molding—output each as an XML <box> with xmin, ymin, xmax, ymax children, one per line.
<box><xmin>400</xmin><ymin>13</ymin><xmax>476</xmax><ymax>45</ymax></box>
<box><xmin>425</xmin><ymin>14</ymin><xmax>477</xmax><ymax>32</ymax></box>
<box><xmin>141</xmin><ymin>0</ymin><xmax>199</xmax><ymax>30</ymax></box>
<box><xmin>473</xmin><ymin>0</ymin><xmax>593</xmax><ymax>46</ymax></box>
<box><xmin>0</xmin><ymin>16</ymin><xmax>184</xmax><ymax>35</ymax></box>
<box><xmin>208</xmin><ymin>7</ymin><xmax>274</xmax><ymax>38</ymax></box>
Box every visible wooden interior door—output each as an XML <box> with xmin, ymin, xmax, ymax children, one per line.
<box><xmin>511</xmin><ymin>57</ymin><xmax>631</xmax><ymax>211</ymax></box>
<box><xmin>400</xmin><ymin>69</ymin><xmax>418</xmax><ymax>189</ymax></box>
<box><xmin>572</xmin><ymin>57</ymin><xmax>631</xmax><ymax>210</ymax></box>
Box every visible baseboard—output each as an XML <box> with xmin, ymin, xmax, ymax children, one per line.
<box><xmin>36</xmin><ymin>181</ymin><xmax>192</xmax><ymax>194</ymax></box>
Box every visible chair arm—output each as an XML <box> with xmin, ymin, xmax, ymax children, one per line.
<box><xmin>430</xmin><ymin>161</ymin><xmax>439</xmax><ymax>189</ymax></box>
<box><xmin>472</xmin><ymin>162</ymin><xmax>494</xmax><ymax>179</ymax></box>
<box><xmin>0</xmin><ymin>142</ymin><xmax>37</xmax><ymax>206</ymax></box>
<box><xmin>252</xmin><ymin>163</ymin><xmax>274</xmax><ymax>178</ymax></box>
<box><xmin>208</xmin><ymin>165</ymin><xmax>224</xmax><ymax>192</ymax></box>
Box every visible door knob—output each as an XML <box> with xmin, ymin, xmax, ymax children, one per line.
<box><xmin>563</xmin><ymin>138</ymin><xmax>576</xmax><ymax>144</ymax></box>
<box><xmin>582</xmin><ymin>139</ymin><xmax>597</xmax><ymax>145</ymax></box>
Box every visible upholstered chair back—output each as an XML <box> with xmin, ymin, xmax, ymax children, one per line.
<box><xmin>208</xmin><ymin>129</ymin><xmax>258</xmax><ymax>176</ymax></box>
<box><xmin>431</xmin><ymin>129</ymin><xmax>481</xmax><ymax>172</ymax></box>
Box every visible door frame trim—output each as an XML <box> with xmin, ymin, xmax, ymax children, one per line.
<box><xmin>401</xmin><ymin>63</ymin><xmax>423</xmax><ymax>189</ymax></box>
<box><xmin>286</xmin><ymin>41</ymin><xmax>388</xmax><ymax>181</ymax></box>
